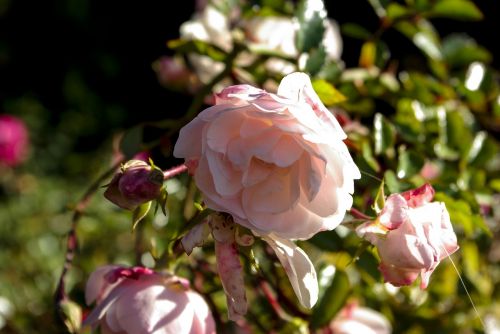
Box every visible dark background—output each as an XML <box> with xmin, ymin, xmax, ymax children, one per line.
<box><xmin>0</xmin><ymin>0</ymin><xmax>498</xmax><ymax>161</ymax></box>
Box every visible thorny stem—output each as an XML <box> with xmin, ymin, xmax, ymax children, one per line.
<box><xmin>54</xmin><ymin>160</ymin><xmax>123</xmax><ymax>307</ymax></box>
<box><xmin>349</xmin><ymin>207</ymin><xmax>373</xmax><ymax>221</ymax></box>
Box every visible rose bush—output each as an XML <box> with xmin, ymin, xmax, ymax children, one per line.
<box><xmin>174</xmin><ymin>72</ymin><xmax>360</xmax><ymax>240</ymax></box>
<box><xmin>356</xmin><ymin>184</ymin><xmax>459</xmax><ymax>288</ymax></box>
<box><xmin>83</xmin><ymin>265</ymin><xmax>215</xmax><ymax>334</ymax></box>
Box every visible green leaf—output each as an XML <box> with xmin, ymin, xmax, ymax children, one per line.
<box><xmin>434</xmin><ymin>192</ymin><xmax>492</xmax><ymax>237</ymax></box>
<box><xmin>362</xmin><ymin>140</ymin><xmax>381</xmax><ymax>172</ymax></box>
<box><xmin>304</xmin><ymin>45</ymin><xmax>326</xmax><ymax>75</ymax></box>
<box><xmin>386</xmin><ymin>3</ymin><xmax>411</xmax><ymax>21</ymax></box>
<box><xmin>396</xmin><ymin>19</ymin><xmax>442</xmax><ymax>60</ymax></box>
<box><xmin>367</xmin><ymin>0</ymin><xmax>390</xmax><ymax>17</ymax></box>
<box><xmin>132</xmin><ymin>201</ymin><xmax>152</xmax><ymax>230</ymax></box>
<box><xmin>312</xmin><ymin>79</ymin><xmax>346</xmax><ymax>106</ymax></box>
<box><xmin>384</xmin><ymin>170</ymin><xmax>402</xmax><ymax>193</ymax></box>
<box><xmin>120</xmin><ymin>126</ymin><xmax>144</xmax><ymax>159</ymax></box>
<box><xmin>167</xmin><ymin>39</ymin><xmax>226</xmax><ymax>62</ymax></box>
<box><xmin>467</xmin><ymin>131</ymin><xmax>497</xmax><ymax>167</ymax></box>
<box><xmin>156</xmin><ymin>187</ymin><xmax>168</xmax><ymax>216</ymax></box>
<box><xmin>373</xmin><ymin>113</ymin><xmax>396</xmax><ymax>155</ymax></box>
<box><xmin>442</xmin><ymin>34</ymin><xmax>492</xmax><ymax>67</ymax></box>
<box><xmin>310</xmin><ymin>269</ymin><xmax>350</xmax><ymax>328</ymax></box>
<box><xmin>397</xmin><ymin>148</ymin><xmax>424</xmax><ymax>179</ymax></box>
<box><xmin>430</xmin><ymin>0</ymin><xmax>483</xmax><ymax>21</ymax></box>
<box><xmin>372</xmin><ymin>179</ymin><xmax>386</xmax><ymax>214</ymax></box>
<box><xmin>341</xmin><ymin>23</ymin><xmax>371</xmax><ymax>40</ymax></box>
<box><xmin>359</xmin><ymin>41</ymin><xmax>376</xmax><ymax>68</ymax></box>
<box><xmin>59</xmin><ymin>299</ymin><xmax>82</xmax><ymax>334</ymax></box>
<box><xmin>296</xmin><ymin>0</ymin><xmax>326</xmax><ymax>52</ymax></box>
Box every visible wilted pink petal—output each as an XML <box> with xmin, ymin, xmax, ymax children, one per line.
<box><xmin>210</xmin><ymin>215</ymin><xmax>247</xmax><ymax>321</ymax></box>
<box><xmin>261</xmin><ymin>234</ymin><xmax>318</xmax><ymax>309</ymax></box>
<box><xmin>181</xmin><ymin>221</ymin><xmax>211</xmax><ymax>255</ymax></box>
<box><xmin>215</xmin><ymin>240</ymin><xmax>247</xmax><ymax>321</ymax></box>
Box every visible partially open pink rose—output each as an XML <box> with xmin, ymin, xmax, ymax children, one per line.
<box><xmin>330</xmin><ymin>302</ymin><xmax>392</xmax><ymax>334</ymax></box>
<box><xmin>0</xmin><ymin>114</ymin><xmax>29</xmax><ymax>167</ymax></box>
<box><xmin>174</xmin><ymin>72</ymin><xmax>360</xmax><ymax>240</ymax></box>
<box><xmin>83</xmin><ymin>265</ymin><xmax>215</xmax><ymax>334</ymax></box>
<box><xmin>357</xmin><ymin>184</ymin><xmax>459</xmax><ymax>288</ymax></box>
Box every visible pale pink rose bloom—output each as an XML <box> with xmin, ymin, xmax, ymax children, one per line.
<box><xmin>0</xmin><ymin>114</ymin><xmax>29</xmax><ymax>167</ymax></box>
<box><xmin>83</xmin><ymin>265</ymin><xmax>216</xmax><ymax>334</ymax></box>
<box><xmin>357</xmin><ymin>184</ymin><xmax>459</xmax><ymax>288</ymax></box>
<box><xmin>174</xmin><ymin>72</ymin><xmax>360</xmax><ymax>241</ymax></box>
<box><xmin>330</xmin><ymin>302</ymin><xmax>392</xmax><ymax>334</ymax></box>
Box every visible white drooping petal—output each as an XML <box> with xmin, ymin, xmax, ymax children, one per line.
<box><xmin>261</xmin><ymin>234</ymin><xmax>318</xmax><ymax>309</ymax></box>
<box><xmin>277</xmin><ymin>72</ymin><xmax>347</xmax><ymax>141</ymax></box>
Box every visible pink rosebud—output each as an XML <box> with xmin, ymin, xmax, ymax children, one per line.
<box><xmin>330</xmin><ymin>302</ymin><xmax>392</xmax><ymax>334</ymax></box>
<box><xmin>153</xmin><ymin>56</ymin><xmax>193</xmax><ymax>91</ymax></box>
<box><xmin>357</xmin><ymin>184</ymin><xmax>459</xmax><ymax>289</ymax></box>
<box><xmin>83</xmin><ymin>265</ymin><xmax>216</xmax><ymax>334</ymax></box>
<box><xmin>174</xmin><ymin>72</ymin><xmax>360</xmax><ymax>240</ymax></box>
<box><xmin>0</xmin><ymin>114</ymin><xmax>29</xmax><ymax>167</ymax></box>
<box><xmin>104</xmin><ymin>160</ymin><xmax>163</xmax><ymax>210</ymax></box>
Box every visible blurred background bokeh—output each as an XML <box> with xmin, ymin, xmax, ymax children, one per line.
<box><xmin>1</xmin><ymin>0</ymin><xmax>499</xmax><ymax>333</ymax></box>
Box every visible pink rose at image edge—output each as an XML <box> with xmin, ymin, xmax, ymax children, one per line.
<box><xmin>173</xmin><ymin>72</ymin><xmax>361</xmax><ymax>241</ymax></box>
<box><xmin>83</xmin><ymin>265</ymin><xmax>216</xmax><ymax>334</ymax></box>
<box><xmin>357</xmin><ymin>184</ymin><xmax>459</xmax><ymax>289</ymax></box>
<box><xmin>0</xmin><ymin>114</ymin><xmax>29</xmax><ymax>167</ymax></box>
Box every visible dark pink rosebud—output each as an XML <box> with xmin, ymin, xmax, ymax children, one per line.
<box><xmin>104</xmin><ymin>160</ymin><xmax>163</xmax><ymax>210</ymax></box>
<box><xmin>0</xmin><ymin>114</ymin><xmax>29</xmax><ymax>167</ymax></box>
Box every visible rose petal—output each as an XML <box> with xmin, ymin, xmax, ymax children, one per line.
<box><xmin>85</xmin><ymin>265</ymin><xmax>121</xmax><ymax>305</ymax></box>
<box><xmin>401</xmin><ymin>183</ymin><xmax>435</xmax><ymax>208</ymax></box>
<box><xmin>181</xmin><ymin>221</ymin><xmax>211</xmax><ymax>255</ymax></box>
<box><xmin>215</xmin><ymin>240</ymin><xmax>247</xmax><ymax>320</ymax></box>
<box><xmin>173</xmin><ymin>116</ymin><xmax>206</xmax><ymax>160</ymax></box>
<box><xmin>261</xmin><ymin>234</ymin><xmax>318</xmax><ymax>309</ymax></box>
<box><xmin>378</xmin><ymin>194</ymin><xmax>409</xmax><ymax>230</ymax></box>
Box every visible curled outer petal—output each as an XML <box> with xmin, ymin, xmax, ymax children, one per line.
<box><xmin>261</xmin><ymin>234</ymin><xmax>318</xmax><ymax>309</ymax></box>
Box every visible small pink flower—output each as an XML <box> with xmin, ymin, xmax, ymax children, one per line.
<box><xmin>330</xmin><ymin>302</ymin><xmax>392</xmax><ymax>334</ymax></box>
<box><xmin>83</xmin><ymin>265</ymin><xmax>216</xmax><ymax>334</ymax></box>
<box><xmin>357</xmin><ymin>184</ymin><xmax>459</xmax><ymax>288</ymax></box>
<box><xmin>154</xmin><ymin>56</ymin><xmax>194</xmax><ymax>91</ymax></box>
<box><xmin>0</xmin><ymin>114</ymin><xmax>29</xmax><ymax>167</ymax></box>
<box><xmin>174</xmin><ymin>72</ymin><xmax>360</xmax><ymax>240</ymax></box>
<box><xmin>104</xmin><ymin>160</ymin><xmax>164</xmax><ymax>210</ymax></box>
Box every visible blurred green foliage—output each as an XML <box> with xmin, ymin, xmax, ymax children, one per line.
<box><xmin>1</xmin><ymin>0</ymin><xmax>500</xmax><ymax>333</ymax></box>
